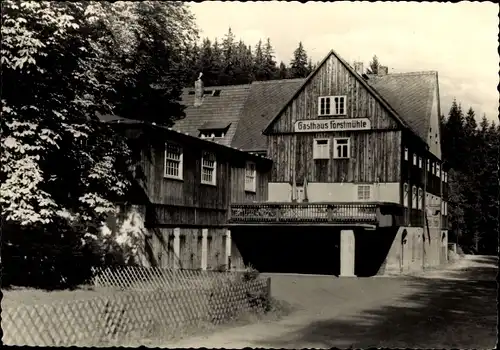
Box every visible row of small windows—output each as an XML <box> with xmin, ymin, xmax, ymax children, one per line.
<box><xmin>404</xmin><ymin>147</ymin><xmax>447</xmax><ymax>182</ymax></box>
<box><xmin>313</xmin><ymin>138</ymin><xmax>350</xmax><ymax>159</ymax></box>
<box><xmin>164</xmin><ymin>142</ymin><xmax>257</xmax><ymax>192</ymax></box>
<box><xmin>403</xmin><ymin>183</ymin><xmax>448</xmax><ymax>215</ymax></box>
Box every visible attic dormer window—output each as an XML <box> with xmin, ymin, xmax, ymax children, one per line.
<box><xmin>198</xmin><ymin>121</ymin><xmax>231</xmax><ymax>139</ymax></box>
<box><xmin>200</xmin><ymin>130</ymin><xmax>225</xmax><ymax>139</ymax></box>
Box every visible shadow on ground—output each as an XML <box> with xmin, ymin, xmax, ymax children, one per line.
<box><xmin>253</xmin><ymin>256</ymin><xmax>498</xmax><ymax>349</ymax></box>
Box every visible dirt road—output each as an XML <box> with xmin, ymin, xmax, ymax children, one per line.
<box><xmin>165</xmin><ymin>255</ymin><xmax>497</xmax><ymax>349</ymax></box>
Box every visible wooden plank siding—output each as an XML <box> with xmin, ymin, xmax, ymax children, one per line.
<box><xmin>266</xmin><ymin>52</ymin><xmax>402</xmax><ymax>186</ymax></box>
<box><xmin>268</xmin><ymin>131</ymin><xmax>401</xmax><ymax>184</ymax></box>
<box><xmin>115</xmin><ymin>124</ymin><xmax>271</xmax><ymax>227</ymax></box>
<box><xmin>268</xmin><ymin>54</ymin><xmax>400</xmax><ymax>134</ymax></box>
<box><xmin>141</xmin><ymin>141</ymin><xmax>230</xmax><ymax>209</ymax></box>
<box><xmin>230</xmin><ymin>165</ymin><xmax>268</xmax><ymax>203</ymax></box>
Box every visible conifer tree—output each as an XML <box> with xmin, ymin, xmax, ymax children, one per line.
<box><xmin>253</xmin><ymin>39</ymin><xmax>266</xmax><ymax>81</ymax></box>
<box><xmin>278</xmin><ymin>61</ymin><xmax>289</xmax><ymax>79</ymax></box>
<box><xmin>366</xmin><ymin>55</ymin><xmax>380</xmax><ymax>74</ymax></box>
<box><xmin>289</xmin><ymin>42</ymin><xmax>309</xmax><ymax>78</ymax></box>
<box><xmin>263</xmin><ymin>38</ymin><xmax>278</xmax><ymax>80</ymax></box>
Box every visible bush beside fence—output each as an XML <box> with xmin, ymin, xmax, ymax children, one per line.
<box><xmin>2</xmin><ymin>267</ymin><xmax>271</xmax><ymax>346</ymax></box>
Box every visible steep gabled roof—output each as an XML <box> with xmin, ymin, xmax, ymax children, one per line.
<box><xmin>232</xmin><ymin>78</ymin><xmax>305</xmax><ymax>151</ymax></box>
<box><xmin>173</xmin><ymin>84</ymin><xmax>251</xmax><ymax>146</ymax></box>
<box><xmin>365</xmin><ymin>71</ymin><xmax>438</xmax><ymax>142</ymax></box>
<box><xmin>262</xmin><ymin>50</ymin><xmax>427</xmax><ymax>146</ymax></box>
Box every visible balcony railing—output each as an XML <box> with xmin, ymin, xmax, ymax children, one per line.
<box><xmin>229</xmin><ymin>202</ymin><xmax>402</xmax><ymax>227</ymax></box>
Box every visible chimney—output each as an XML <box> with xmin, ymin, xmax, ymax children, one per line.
<box><xmin>194</xmin><ymin>72</ymin><xmax>204</xmax><ymax>107</ymax></box>
<box><xmin>378</xmin><ymin>66</ymin><xmax>388</xmax><ymax>76</ymax></box>
<box><xmin>353</xmin><ymin>61</ymin><xmax>364</xmax><ymax>75</ymax></box>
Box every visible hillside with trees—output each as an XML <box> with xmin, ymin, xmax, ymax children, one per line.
<box><xmin>185</xmin><ymin>28</ymin><xmax>317</xmax><ymax>86</ymax></box>
<box><xmin>440</xmin><ymin>102</ymin><xmax>499</xmax><ymax>255</ymax></box>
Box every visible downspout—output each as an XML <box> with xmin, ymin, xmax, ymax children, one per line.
<box><xmin>303</xmin><ymin>175</ymin><xmax>309</xmax><ymax>203</ymax></box>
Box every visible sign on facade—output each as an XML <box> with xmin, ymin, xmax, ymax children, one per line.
<box><xmin>294</xmin><ymin>118</ymin><xmax>371</xmax><ymax>133</ymax></box>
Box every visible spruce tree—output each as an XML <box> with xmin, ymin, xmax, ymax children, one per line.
<box><xmin>212</xmin><ymin>38</ymin><xmax>223</xmax><ymax>85</ymax></box>
<box><xmin>366</xmin><ymin>55</ymin><xmax>380</xmax><ymax>74</ymax></box>
<box><xmin>278</xmin><ymin>61</ymin><xmax>288</xmax><ymax>79</ymax></box>
<box><xmin>219</xmin><ymin>27</ymin><xmax>236</xmax><ymax>85</ymax></box>
<box><xmin>443</xmin><ymin>99</ymin><xmax>466</xmax><ymax>171</ymax></box>
<box><xmin>461</xmin><ymin>107</ymin><xmax>481</xmax><ymax>251</ymax></box>
<box><xmin>197</xmin><ymin>38</ymin><xmax>218</xmax><ymax>86</ymax></box>
<box><xmin>289</xmin><ymin>42</ymin><xmax>309</xmax><ymax>78</ymax></box>
<box><xmin>263</xmin><ymin>38</ymin><xmax>278</xmax><ymax>80</ymax></box>
<box><xmin>253</xmin><ymin>39</ymin><xmax>266</xmax><ymax>81</ymax></box>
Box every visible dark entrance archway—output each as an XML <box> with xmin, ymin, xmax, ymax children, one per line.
<box><xmin>232</xmin><ymin>226</ymin><xmax>341</xmax><ymax>275</ymax></box>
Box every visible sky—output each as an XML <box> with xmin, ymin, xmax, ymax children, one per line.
<box><xmin>189</xmin><ymin>1</ymin><xmax>499</xmax><ymax>123</ymax></box>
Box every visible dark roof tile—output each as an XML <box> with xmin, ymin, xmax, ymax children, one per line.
<box><xmin>366</xmin><ymin>72</ymin><xmax>437</xmax><ymax>142</ymax></box>
<box><xmin>232</xmin><ymin>79</ymin><xmax>305</xmax><ymax>151</ymax></box>
<box><xmin>173</xmin><ymin>84</ymin><xmax>251</xmax><ymax>146</ymax></box>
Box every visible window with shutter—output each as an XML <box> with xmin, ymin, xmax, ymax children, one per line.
<box><xmin>313</xmin><ymin>139</ymin><xmax>330</xmax><ymax>159</ymax></box>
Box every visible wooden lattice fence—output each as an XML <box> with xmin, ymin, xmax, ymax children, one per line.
<box><xmin>2</xmin><ymin>267</ymin><xmax>270</xmax><ymax>346</ymax></box>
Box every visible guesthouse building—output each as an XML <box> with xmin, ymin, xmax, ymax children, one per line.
<box><xmin>174</xmin><ymin>49</ymin><xmax>450</xmax><ymax>277</ymax></box>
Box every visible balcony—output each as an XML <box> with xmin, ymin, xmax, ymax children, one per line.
<box><xmin>229</xmin><ymin>202</ymin><xmax>404</xmax><ymax>228</ymax></box>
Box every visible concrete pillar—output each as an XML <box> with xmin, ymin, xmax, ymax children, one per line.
<box><xmin>225</xmin><ymin>229</ymin><xmax>232</xmax><ymax>270</ymax></box>
<box><xmin>201</xmin><ymin>228</ymin><xmax>208</xmax><ymax>270</ymax></box>
<box><xmin>173</xmin><ymin>227</ymin><xmax>181</xmax><ymax>269</ymax></box>
<box><xmin>340</xmin><ymin>229</ymin><xmax>356</xmax><ymax>277</ymax></box>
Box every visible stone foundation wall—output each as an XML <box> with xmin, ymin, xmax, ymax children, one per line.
<box><xmin>377</xmin><ymin>226</ymin><xmax>448</xmax><ymax>276</ymax></box>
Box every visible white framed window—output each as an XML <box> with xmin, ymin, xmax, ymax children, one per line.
<box><xmin>318</xmin><ymin>95</ymin><xmax>346</xmax><ymax>116</ymax></box>
<box><xmin>403</xmin><ymin>183</ymin><xmax>409</xmax><ymax>207</ymax></box>
<box><xmin>201</xmin><ymin>151</ymin><xmax>217</xmax><ymax>185</ymax></box>
<box><xmin>432</xmin><ymin>163</ymin><xmax>435</xmax><ymax>175</ymax></box>
<box><xmin>418</xmin><ymin>157</ymin><xmax>422</xmax><ymax>169</ymax></box>
<box><xmin>412</xmin><ymin>186</ymin><xmax>417</xmax><ymax>209</ymax></box>
<box><xmin>436</xmin><ymin>164</ymin><xmax>441</xmax><ymax>178</ymax></box>
<box><xmin>404</xmin><ymin>147</ymin><xmax>408</xmax><ymax>161</ymax></box>
<box><xmin>245</xmin><ymin>161</ymin><xmax>257</xmax><ymax>192</ymax></box>
<box><xmin>444</xmin><ymin>171</ymin><xmax>447</xmax><ymax>183</ymax></box>
<box><xmin>357</xmin><ymin>185</ymin><xmax>371</xmax><ymax>200</ymax></box>
<box><xmin>333</xmin><ymin>138</ymin><xmax>350</xmax><ymax>159</ymax></box>
<box><xmin>164</xmin><ymin>142</ymin><xmax>183</xmax><ymax>180</ymax></box>
<box><xmin>413</xmin><ymin>154</ymin><xmax>417</xmax><ymax>166</ymax></box>
<box><xmin>313</xmin><ymin>138</ymin><xmax>330</xmax><ymax>159</ymax></box>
